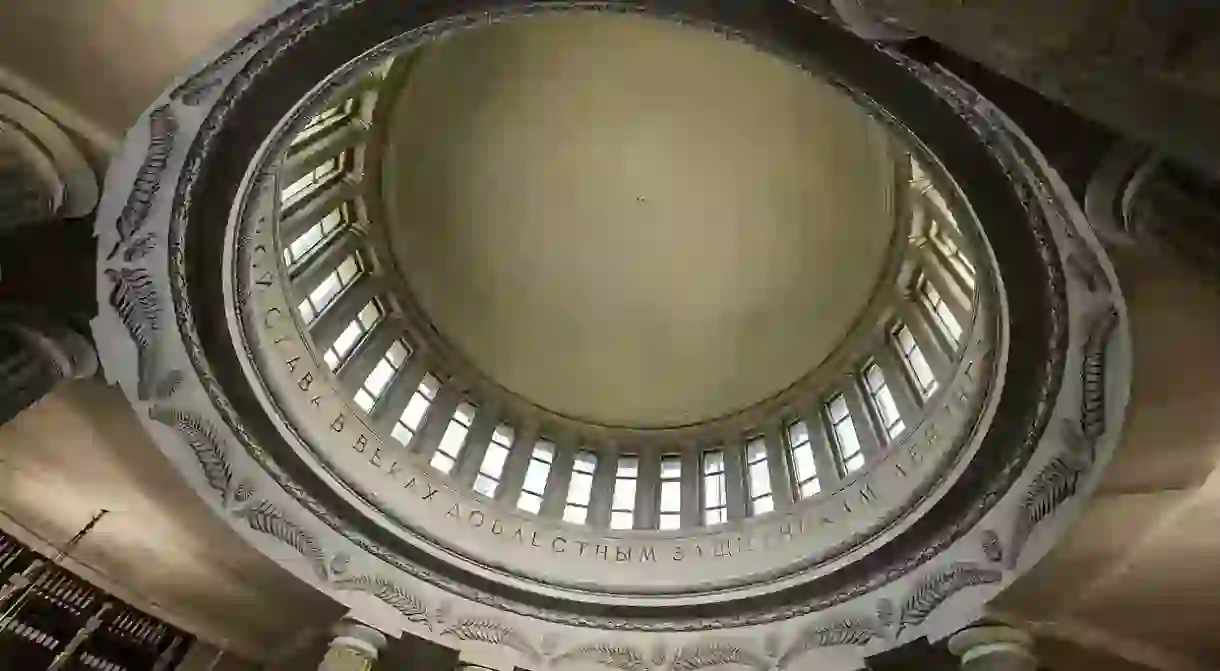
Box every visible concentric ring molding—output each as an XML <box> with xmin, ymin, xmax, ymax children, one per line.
<box><xmin>91</xmin><ymin>1</ymin><xmax>1130</xmax><ymax>668</ymax></box>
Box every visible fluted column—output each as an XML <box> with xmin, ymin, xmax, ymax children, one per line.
<box><xmin>0</xmin><ymin>313</ymin><xmax>97</xmax><ymax>426</ymax></box>
<box><xmin>318</xmin><ymin>619</ymin><xmax>387</xmax><ymax>671</ymax></box>
<box><xmin>947</xmin><ymin>624</ymin><xmax>1037</xmax><ymax>671</ymax></box>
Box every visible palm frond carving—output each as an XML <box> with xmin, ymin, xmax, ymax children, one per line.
<box><xmin>778</xmin><ymin>618</ymin><xmax>884</xmax><ymax>669</ymax></box>
<box><xmin>107</xmin><ymin>267</ymin><xmax>161</xmax><ymax>399</ymax></box>
<box><xmin>673</xmin><ymin>642</ymin><xmax>768</xmax><ymax>671</ymax></box>
<box><xmin>334</xmin><ymin>575</ymin><xmax>429</xmax><ymax>628</ymax></box>
<box><xmin>148</xmin><ymin>407</ymin><xmax>231</xmax><ymax>502</ymax></box>
<box><xmin>108</xmin><ymin>105</ymin><xmax>176</xmax><ymax>259</ymax></box>
<box><xmin>236</xmin><ymin>500</ymin><xmax>328</xmax><ymax>581</ymax></box>
<box><xmin>555</xmin><ymin>643</ymin><xmax>649</xmax><ymax>671</ymax></box>
<box><xmin>441</xmin><ymin>619</ymin><xmax>539</xmax><ymax>661</ymax></box>
<box><xmin>897</xmin><ymin>563</ymin><xmax>1000</xmax><ymax>634</ymax></box>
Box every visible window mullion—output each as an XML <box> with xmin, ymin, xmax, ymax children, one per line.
<box><xmin>407</xmin><ymin>380</ymin><xmax>462</xmax><ymax>459</ymax></box>
<box><xmin>282</xmin><ymin>117</ymin><xmax>367</xmax><ymax>186</ymax></box>
<box><xmin>309</xmin><ymin>276</ymin><xmax>378</xmax><ymax>353</ymax></box>
<box><xmin>451</xmin><ymin>403</ymin><xmax>500</xmax><ymax>489</ymax></box>
<box><xmin>763</xmin><ymin>423</ymin><xmax>794</xmax><ymax>512</ymax></box>
<box><xmin>913</xmin><ymin>241</ymin><xmax>972</xmax><ymax>327</ymax></box>
<box><xmin>335</xmin><ymin>317</ymin><xmax>403</xmax><ymax>391</ymax></box>
<box><xmin>801</xmin><ymin>407</ymin><xmax>843</xmax><ymax>491</ymax></box>
<box><xmin>495</xmin><ymin>421</ymin><xmax>539</xmax><ymax>505</ymax></box>
<box><xmin>873</xmin><ymin>346</ymin><xmax>921</xmax><ymax>431</ymax></box>
<box><xmin>587</xmin><ymin>446</ymin><xmax>617</xmax><ymax>529</ymax></box>
<box><xmin>636</xmin><ymin>453</ymin><xmax>661</xmax><ymax>531</ymax></box>
<box><xmin>723</xmin><ymin>439</ymin><xmax>748</xmax><ymax>522</ymax></box>
<box><xmin>899</xmin><ymin>298</ymin><xmax>955</xmax><ymax>383</ymax></box>
<box><xmin>368</xmin><ymin>349</ymin><xmax>429</xmax><ymax>436</ymax></box>
<box><xmin>680</xmin><ymin>444</ymin><xmax>701</xmax><ymax>528</ymax></box>
<box><xmin>541</xmin><ymin>438</ymin><xmax>577</xmax><ymax>519</ymax></box>
<box><xmin>280</xmin><ymin>179</ymin><xmax>356</xmax><ymax>244</ymax></box>
<box><xmin>840</xmin><ymin>376</ymin><xmax>883</xmax><ymax>462</ymax></box>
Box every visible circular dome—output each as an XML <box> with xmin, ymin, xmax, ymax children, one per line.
<box><xmin>381</xmin><ymin>14</ymin><xmax>898</xmax><ymax>427</ymax></box>
<box><xmin>92</xmin><ymin>1</ymin><xmax>1130</xmax><ymax>665</ymax></box>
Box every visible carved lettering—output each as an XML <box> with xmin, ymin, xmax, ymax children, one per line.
<box><xmin>531</xmin><ymin>531</ymin><xmax>542</xmax><ymax>548</ymax></box>
<box><xmin>388</xmin><ymin>460</ymin><xmax>403</xmax><ymax>477</ymax></box>
<box><xmin>298</xmin><ymin>372</ymin><xmax>314</xmax><ymax>392</ymax></box>
<box><xmin>616</xmin><ymin>547</ymin><xmax>631</xmax><ymax>562</ymax></box>
<box><xmin>422</xmin><ymin>485</ymin><xmax>440</xmax><ymax>501</ymax></box>
<box><xmin>695</xmin><ymin>544</ymin><xmax>704</xmax><ymax>558</ymax></box>
<box><xmin>368</xmin><ymin>446</ymin><xmax>382</xmax><ymax>468</ymax></box>
<box><xmin>511</xmin><ymin>528</ymin><xmax>524</xmax><ymax>544</ymax></box>
<box><xmin>673</xmin><ymin>546</ymin><xmax>685</xmax><ymax>562</ymax></box>
<box><xmin>285</xmin><ymin>356</ymin><xmax>301</xmax><ymax>373</ymax></box>
<box><xmin>595</xmin><ymin>544</ymin><xmax>608</xmax><ymax>561</ymax></box>
<box><xmin>330</xmin><ymin>415</ymin><xmax>345</xmax><ymax>432</ymax></box>
<box><xmin>714</xmin><ymin>541</ymin><xmax>732</xmax><ymax>558</ymax></box>
<box><xmin>447</xmin><ymin>503</ymin><xmax>460</xmax><ymax>519</ymax></box>
<box><xmin>895</xmin><ymin>461</ymin><xmax>909</xmax><ymax>477</ymax></box>
<box><xmin>859</xmin><ymin>483</ymin><xmax>876</xmax><ymax>504</ymax></box>
<box><xmin>310</xmin><ymin>395</ymin><xmax>322</xmax><ymax>407</ymax></box>
<box><xmin>273</xmin><ymin>335</ymin><xmax>290</xmax><ymax>345</ymax></box>
<box><xmin>577</xmin><ymin>541</ymin><xmax>589</xmax><ymax>557</ymax></box>
<box><xmin>640</xmin><ymin>546</ymin><xmax>656</xmax><ymax>562</ymax></box>
<box><xmin>552</xmin><ymin>537</ymin><xmax>567</xmax><ymax>553</ymax></box>
<box><xmin>402</xmin><ymin>476</ymin><xmax>416</xmax><ymax>490</ymax></box>
<box><xmin>264</xmin><ymin>307</ymin><xmax>282</xmax><ymax>329</ymax></box>
<box><xmin>469</xmin><ymin>510</ymin><xmax>485</xmax><ymax>527</ymax></box>
<box><xmin>352</xmin><ymin>435</ymin><xmax>368</xmax><ymax>454</ymax></box>
<box><xmin>492</xmin><ymin>520</ymin><xmax>504</xmax><ymax>536</ymax></box>
<box><xmin>254</xmin><ymin>269</ymin><xmax>274</xmax><ymax>288</ymax></box>
<box><xmin>779</xmin><ymin>522</ymin><xmax>794</xmax><ymax>539</ymax></box>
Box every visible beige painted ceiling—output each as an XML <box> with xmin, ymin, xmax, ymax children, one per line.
<box><xmin>383</xmin><ymin>14</ymin><xmax>896</xmax><ymax>426</ymax></box>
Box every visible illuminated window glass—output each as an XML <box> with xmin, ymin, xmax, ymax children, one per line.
<box><xmin>321</xmin><ymin>299</ymin><xmax>382</xmax><ymax>371</ymax></box>
<box><xmin>517</xmin><ymin>440</ymin><xmax>555</xmax><ymax>514</ymax></box>
<box><xmin>863</xmin><ymin>362</ymin><xmax>905</xmax><ymax>440</ymax></box>
<box><xmin>826</xmin><ymin>394</ymin><xmax>865</xmax><ymax>474</ymax></box>
<box><xmin>431</xmin><ymin>402</ymin><xmax>476</xmax><ymax>474</ymax></box>
<box><xmin>659</xmin><ymin>455</ymin><xmax>682</xmax><ymax>530</ymax></box>
<box><xmin>894</xmin><ymin>324</ymin><xmax>937</xmax><ymax>399</ymax></box>
<box><xmin>391</xmin><ymin>374</ymin><xmax>440</xmax><ymax>446</ymax></box>
<box><xmin>920</xmin><ymin>277</ymin><xmax>963</xmax><ymax>345</ymax></box>
<box><xmin>563</xmin><ymin>451</ymin><xmax>598</xmax><ymax>525</ymax></box>
<box><xmin>610</xmin><ymin>456</ymin><xmax>638</xmax><ymax>530</ymax></box>
<box><xmin>297</xmin><ymin>254</ymin><xmax>361</xmax><ymax>324</ymax></box>
<box><xmin>281</xmin><ymin>156</ymin><xmax>342</xmax><ymax>209</ymax></box>
<box><xmin>703</xmin><ymin>450</ymin><xmax>727</xmax><ymax>526</ymax></box>
<box><xmin>938</xmin><ymin>235</ymin><xmax>976</xmax><ymax>290</ymax></box>
<box><xmin>474</xmin><ymin>424</ymin><xmax>513</xmax><ymax>497</ymax></box>
<box><xmin>291</xmin><ymin>100</ymin><xmax>354</xmax><ymax>148</ymax></box>
<box><xmin>283</xmin><ymin>206</ymin><xmax>345</xmax><ymax>268</ymax></box>
<box><xmin>745</xmin><ymin>438</ymin><xmax>773</xmax><ymax>516</ymax></box>
<box><xmin>353</xmin><ymin>340</ymin><xmax>410</xmax><ymax>412</ymax></box>
<box><xmin>786</xmin><ymin>420</ymin><xmax>820</xmax><ymax>499</ymax></box>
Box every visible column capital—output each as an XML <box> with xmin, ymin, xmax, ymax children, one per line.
<box><xmin>948</xmin><ymin>624</ymin><xmax>1036</xmax><ymax>671</ymax></box>
<box><xmin>320</xmin><ymin>618</ymin><xmax>388</xmax><ymax>671</ymax></box>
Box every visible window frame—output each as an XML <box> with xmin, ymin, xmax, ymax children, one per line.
<box><xmin>786</xmin><ymin>419</ymin><xmax>821</xmax><ymax>500</ymax></box>
<box><xmin>702</xmin><ymin>449</ymin><xmax>728</xmax><ymax>526</ymax></box>
<box><xmin>610</xmin><ymin>455</ymin><xmax>639</xmax><ymax>530</ymax></box>
<box><xmin>658</xmin><ymin>454</ymin><xmax>683</xmax><ymax>530</ymax></box>
<box><xmin>516</xmin><ymin>439</ymin><xmax>555</xmax><ymax>514</ymax></box>
<box><xmin>563</xmin><ymin>450</ymin><xmax>598</xmax><ymax>525</ymax></box>
<box><xmin>825</xmin><ymin>393</ymin><xmax>865</xmax><ymax>475</ymax></box>
<box><xmin>861</xmin><ymin>360</ymin><xmax>906</xmax><ymax>441</ymax></box>
<box><xmin>744</xmin><ymin>437</ymin><xmax>773</xmax><ymax>516</ymax></box>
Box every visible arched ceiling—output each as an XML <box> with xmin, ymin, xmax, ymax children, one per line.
<box><xmin>382</xmin><ymin>13</ymin><xmax>897</xmax><ymax>427</ymax></box>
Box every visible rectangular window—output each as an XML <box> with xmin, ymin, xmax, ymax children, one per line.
<box><xmin>291</xmin><ymin>100</ymin><xmax>354</xmax><ymax>149</ymax></box>
<box><xmin>826</xmin><ymin>394</ymin><xmax>865</xmax><ymax>474</ymax></box>
<box><xmin>938</xmin><ymin>235</ymin><xmax>976</xmax><ymax>290</ymax></box>
<box><xmin>920</xmin><ymin>277</ymin><xmax>963</xmax><ymax>345</ymax></box>
<box><xmin>745</xmin><ymin>438</ymin><xmax>773</xmax><ymax>516</ymax></box>
<box><xmin>894</xmin><ymin>324</ymin><xmax>938</xmax><ymax>399</ymax></box>
<box><xmin>564</xmin><ymin>451</ymin><xmax>598</xmax><ymax>525</ymax></box>
<box><xmin>284</xmin><ymin>206</ymin><xmax>346</xmax><ymax>268</ymax></box>
<box><xmin>517</xmin><ymin>440</ymin><xmax>555</xmax><ymax>514</ymax></box>
<box><xmin>786</xmin><ymin>420</ymin><xmax>821</xmax><ymax>499</ymax></box>
<box><xmin>659</xmin><ymin>454</ymin><xmax>682</xmax><ymax>530</ymax></box>
<box><xmin>863</xmin><ymin>362</ymin><xmax>905</xmax><ymax>440</ymax></box>
<box><xmin>354</xmin><ymin>340</ymin><xmax>411</xmax><ymax>412</ymax></box>
<box><xmin>281</xmin><ymin>156</ymin><xmax>342</xmax><ymax>209</ymax></box>
<box><xmin>430</xmin><ymin>401</ymin><xmax>476</xmax><ymax>474</ymax></box>
<box><xmin>610</xmin><ymin>455</ymin><xmax>638</xmax><ymax>530</ymax></box>
<box><xmin>297</xmin><ymin>254</ymin><xmax>361</xmax><ymax>324</ymax></box>
<box><xmin>703</xmin><ymin>450</ymin><xmax>728</xmax><ymax>526</ymax></box>
<box><xmin>322</xmin><ymin>299</ymin><xmax>383</xmax><ymax>371</ymax></box>
<box><xmin>391</xmin><ymin>374</ymin><xmax>441</xmax><ymax>446</ymax></box>
<box><xmin>474</xmin><ymin>424</ymin><xmax>514</xmax><ymax>498</ymax></box>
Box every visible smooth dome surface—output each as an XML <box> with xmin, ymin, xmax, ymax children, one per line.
<box><xmin>382</xmin><ymin>13</ymin><xmax>896</xmax><ymax>426</ymax></box>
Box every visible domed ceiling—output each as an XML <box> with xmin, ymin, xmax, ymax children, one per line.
<box><xmin>381</xmin><ymin>14</ymin><xmax>898</xmax><ymax>427</ymax></box>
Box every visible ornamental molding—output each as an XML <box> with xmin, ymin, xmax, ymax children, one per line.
<box><xmin>91</xmin><ymin>1</ymin><xmax>1131</xmax><ymax>667</ymax></box>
